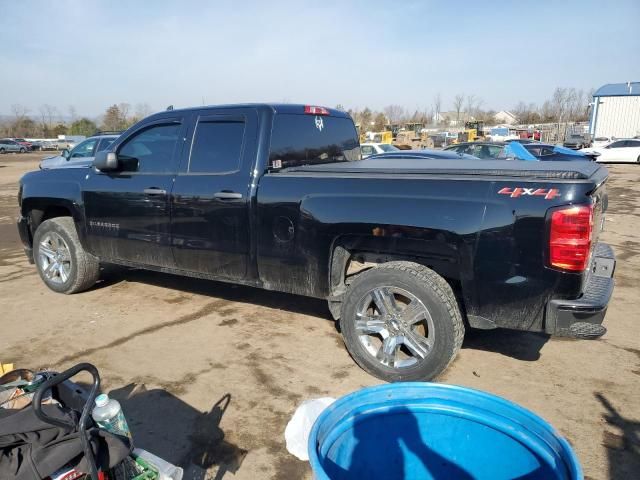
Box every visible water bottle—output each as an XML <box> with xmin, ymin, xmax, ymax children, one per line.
<box><xmin>91</xmin><ymin>393</ymin><xmax>132</xmax><ymax>440</ymax></box>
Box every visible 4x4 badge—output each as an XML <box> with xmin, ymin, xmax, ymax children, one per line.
<box><xmin>315</xmin><ymin>116</ymin><xmax>324</xmax><ymax>132</ymax></box>
<box><xmin>498</xmin><ymin>187</ymin><xmax>560</xmax><ymax>200</ymax></box>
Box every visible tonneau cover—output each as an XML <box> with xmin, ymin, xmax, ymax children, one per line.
<box><xmin>284</xmin><ymin>156</ymin><xmax>606</xmax><ymax>180</ymax></box>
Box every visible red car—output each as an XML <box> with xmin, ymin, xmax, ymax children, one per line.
<box><xmin>12</xmin><ymin>138</ymin><xmax>33</xmax><ymax>151</ymax></box>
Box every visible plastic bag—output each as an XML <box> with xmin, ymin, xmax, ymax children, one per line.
<box><xmin>284</xmin><ymin>397</ymin><xmax>335</xmax><ymax>461</ymax></box>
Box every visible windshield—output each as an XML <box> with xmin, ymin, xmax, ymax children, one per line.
<box><xmin>378</xmin><ymin>144</ymin><xmax>399</xmax><ymax>152</ymax></box>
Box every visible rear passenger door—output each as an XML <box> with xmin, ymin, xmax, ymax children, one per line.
<box><xmin>170</xmin><ymin>108</ymin><xmax>258</xmax><ymax>280</ymax></box>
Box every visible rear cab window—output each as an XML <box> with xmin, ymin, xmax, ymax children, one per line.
<box><xmin>269</xmin><ymin>113</ymin><xmax>360</xmax><ymax>169</ymax></box>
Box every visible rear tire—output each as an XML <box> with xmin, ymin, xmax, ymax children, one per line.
<box><xmin>33</xmin><ymin>217</ymin><xmax>100</xmax><ymax>294</ymax></box>
<box><xmin>339</xmin><ymin>261</ymin><xmax>464</xmax><ymax>382</ymax></box>
<box><xmin>0</xmin><ymin>148</ymin><xmax>5</xmax><ymax>154</ymax></box>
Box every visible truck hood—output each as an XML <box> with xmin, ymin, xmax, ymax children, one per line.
<box><xmin>40</xmin><ymin>156</ymin><xmax>94</xmax><ymax>170</ymax></box>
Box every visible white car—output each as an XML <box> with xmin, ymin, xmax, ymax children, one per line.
<box><xmin>591</xmin><ymin>136</ymin><xmax>616</xmax><ymax>148</ymax></box>
<box><xmin>360</xmin><ymin>143</ymin><xmax>400</xmax><ymax>158</ymax></box>
<box><xmin>581</xmin><ymin>138</ymin><xmax>640</xmax><ymax>163</ymax></box>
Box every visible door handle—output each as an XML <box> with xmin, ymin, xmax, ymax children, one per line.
<box><xmin>214</xmin><ymin>191</ymin><xmax>243</xmax><ymax>200</ymax></box>
<box><xmin>143</xmin><ymin>187</ymin><xmax>167</xmax><ymax>195</ymax></box>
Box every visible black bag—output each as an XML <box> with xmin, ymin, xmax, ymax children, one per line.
<box><xmin>0</xmin><ymin>364</ymin><xmax>131</xmax><ymax>479</ymax></box>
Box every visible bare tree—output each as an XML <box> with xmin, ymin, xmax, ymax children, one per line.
<box><xmin>39</xmin><ymin>104</ymin><xmax>58</xmax><ymax>136</ymax></box>
<box><xmin>453</xmin><ymin>94</ymin><xmax>465</xmax><ymax>125</ymax></box>
<box><xmin>118</xmin><ymin>103</ymin><xmax>131</xmax><ymax>122</ymax></box>
<box><xmin>134</xmin><ymin>103</ymin><xmax>153</xmax><ymax>119</ymax></box>
<box><xmin>383</xmin><ymin>105</ymin><xmax>405</xmax><ymax>124</ymax></box>
<box><xmin>11</xmin><ymin>104</ymin><xmax>29</xmax><ymax>122</ymax></box>
<box><xmin>551</xmin><ymin>87</ymin><xmax>569</xmax><ymax>123</ymax></box>
<box><xmin>465</xmin><ymin>94</ymin><xmax>477</xmax><ymax>121</ymax></box>
<box><xmin>68</xmin><ymin>105</ymin><xmax>77</xmax><ymax>122</ymax></box>
<box><xmin>432</xmin><ymin>93</ymin><xmax>442</xmax><ymax>125</ymax></box>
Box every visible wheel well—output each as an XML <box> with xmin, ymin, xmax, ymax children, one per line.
<box><xmin>29</xmin><ymin>206</ymin><xmax>72</xmax><ymax>234</ymax></box>
<box><xmin>328</xmin><ymin>243</ymin><xmax>465</xmax><ymax>321</ymax></box>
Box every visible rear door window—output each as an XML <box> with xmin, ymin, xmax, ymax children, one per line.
<box><xmin>188</xmin><ymin>119</ymin><xmax>245</xmax><ymax>173</ymax></box>
<box><xmin>269</xmin><ymin>114</ymin><xmax>360</xmax><ymax>169</ymax></box>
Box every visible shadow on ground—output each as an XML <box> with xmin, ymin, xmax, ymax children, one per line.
<box><xmin>95</xmin><ymin>265</ymin><xmax>331</xmax><ymax>321</ymax></box>
<box><xmin>595</xmin><ymin>392</ymin><xmax>640</xmax><ymax>479</ymax></box>
<box><xmin>462</xmin><ymin>328</ymin><xmax>550</xmax><ymax>361</ymax></box>
<box><xmin>109</xmin><ymin>384</ymin><xmax>247</xmax><ymax>480</ymax></box>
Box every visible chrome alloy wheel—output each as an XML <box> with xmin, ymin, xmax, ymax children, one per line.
<box><xmin>38</xmin><ymin>232</ymin><xmax>72</xmax><ymax>284</ymax></box>
<box><xmin>355</xmin><ymin>286</ymin><xmax>435</xmax><ymax>368</ymax></box>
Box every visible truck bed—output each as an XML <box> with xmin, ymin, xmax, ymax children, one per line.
<box><xmin>284</xmin><ymin>155</ymin><xmax>607</xmax><ymax>181</ymax></box>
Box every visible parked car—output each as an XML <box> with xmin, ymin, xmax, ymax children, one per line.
<box><xmin>505</xmin><ymin>138</ymin><xmax>537</xmax><ymax>144</ymax></box>
<box><xmin>39</xmin><ymin>140</ymin><xmax>59</xmax><ymax>151</ymax></box>
<box><xmin>447</xmin><ymin>141</ymin><xmax>595</xmax><ymax>162</ymax></box>
<box><xmin>444</xmin><ymin>142</ymin><xmax>504</xmax><ymax>159</ymax></box>
<box><xmin>360</xmin><ymin>142</ymin><xmax>399</xmax><ymax>158</ymax></box>
<box><xmin>40</xmin><ymin>133</ymin><xmax>119</xmax><ymax>169</ymax></box>
<box><xmin>0</xmin><ymin>139</ymin><xmax>27</xmax><ymax>153</ymax></box>
<box><xmin>12</xmin><ymin>138</ymin><xmax>34</xmax><ymax>151</ymax></box>
<box><xmin>17</xmin><ymin>103</ymin><xmax>615</xmax><ymax>382</ymax></box>
<box><xmin>57</xmin><ymin>138</ymin><xmax>77</xmax><ymax>150</ymax></box>
<box><xmin>581</xmin><ymin>138</ymin><xmax>640</xmax><ymax>163</ymax></box>
<box><xmin>592</xmin><ymin>136</ymin><xmax>616</xmax><ymax>148</ymax></box>
<box><xmin>563</xmin><ymin>133</ymin><xmax>591</xmax><ymax>150</ymax></box>
<box><xmin>516</xmin><ymin>142</ymin><xmax>597</xmax><ymax>161</ymax></box>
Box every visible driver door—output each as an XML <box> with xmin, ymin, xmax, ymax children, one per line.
<box><xmin>83</xmin><ymin>118</ymin><xmax>186</xmax><ymax>268</ymax></box>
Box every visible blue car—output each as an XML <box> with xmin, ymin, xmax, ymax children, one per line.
<box><xmin>446</xmin><ymin>141</ymin><xmax>596</xmax><ymax>161</ymax></box>
<box><xmin>504</xmin><ymin>142</ymin><xmax>597</xmax><ymax>161</ymax></box>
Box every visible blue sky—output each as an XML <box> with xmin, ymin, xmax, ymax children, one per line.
<box><xmin>1</xmin><ymin>0</ymin><xmax>638</xmax><ymax>117</ymax></box>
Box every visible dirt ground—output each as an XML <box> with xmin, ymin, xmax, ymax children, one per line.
<box><xmin>1</xmin><ymin>152</ymin><xmax>638</xmax><ymax>479</ymax></box>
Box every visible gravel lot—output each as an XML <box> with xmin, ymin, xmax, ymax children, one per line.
<box><xmin>1</xmin><ymin>152</ymin><xmax>638</xmax><ymax>479</ymax></box>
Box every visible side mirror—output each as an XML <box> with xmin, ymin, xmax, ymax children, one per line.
<box><xmin>93</xmin><ymin>151</ymin><xmax>118</xmax><ymax>171</ymax></box>
<box><xmin>61</xmin><ymin>148</ymin><xmax>69</xmax><ymax>159</ymax></box>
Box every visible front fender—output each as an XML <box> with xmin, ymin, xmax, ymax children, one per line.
<box><xmin>20</xmin><ymin>170</ymin><xmax>89</xmax><ymax>249</ymax></box>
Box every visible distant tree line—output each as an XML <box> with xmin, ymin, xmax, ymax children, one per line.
<box><xmin>0</xmin><ymin>102</ymin><xmax>153</xmax><ymax>138</ymax></box>
<box><xmin>344</xmin><ymin>86</ymin><xmax>593</xmax><ymax>131</ymax></box>
<box><xmin>1</xmin><ymin>86</ymin><xmax>592</xmax><ymax>139</ymax></box>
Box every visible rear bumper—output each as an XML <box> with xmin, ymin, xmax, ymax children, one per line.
<box><xmin>546</xmin><ymin>243</ymin><xmax>615</xmax><ymax>338</ymax></box>
<box><xmin>16</xmin><ymin>215</ymin><xmax>34</xmax><ymax>264</ymax></box>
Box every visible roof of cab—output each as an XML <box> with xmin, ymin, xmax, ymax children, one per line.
<box><xmin>149</xmin><ymin>103</ymin><xmax>351</xmax><ymax>118</ymax></box>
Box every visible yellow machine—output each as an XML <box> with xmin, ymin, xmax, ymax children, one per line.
<box><xmin>455</xmin><ymin>121</ymin><xmax>486</xmax><ymax>144</ymax></box>
<box><xmin>371</xmin><ymin>131</ymin><xmax>393</xmax><ymax>144</ymax></box>
<box><xmin>457</xmin><ymin>128</ymin><xmax>478</xmax><ymax>143</ymax></box>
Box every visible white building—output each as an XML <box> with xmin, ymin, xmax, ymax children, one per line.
<box><xmin>493</xmin><ymin>110</ymin><xmax>517</xmax><ymax>125</ymax></box>
<box><xmin>589</xmin><ymin>82</ymin><xmax>640</xmax><ymax>139</ymax></box>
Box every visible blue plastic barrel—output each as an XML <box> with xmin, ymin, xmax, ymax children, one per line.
<box><xmin>308</xmin><ymin>383</ymin><xmax>582</xmax><ymax>480</ymax></box>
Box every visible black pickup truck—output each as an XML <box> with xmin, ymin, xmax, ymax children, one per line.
<box><xmin>17</xmin><ymin>104</ymin><xmax>616</xmax><ymax>381</ymax></box>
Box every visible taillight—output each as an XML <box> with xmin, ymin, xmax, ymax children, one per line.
<box><xmin>549</xmin><ymin>204</ymin><xmax>594</xmax><ymax>271</ymax></box>
<box><xmin>304</xmin><ymin>105</ymin><xmax>330</xmax><ymax>115</ymax></box>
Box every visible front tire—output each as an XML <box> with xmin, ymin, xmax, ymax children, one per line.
<box><xmin>339</xmin><ymin>261</ymin><xmax>464</xmax><ymax>382</ymax></box>
<box><xmin>33</xmin><ymin>217</ymin><xmax>100</xmax><ymax>294</ymax></box>
<box><xmin>19</xmin><ymin>147</ymin><xmax>26</xmax><ymax>153</ymax></box>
